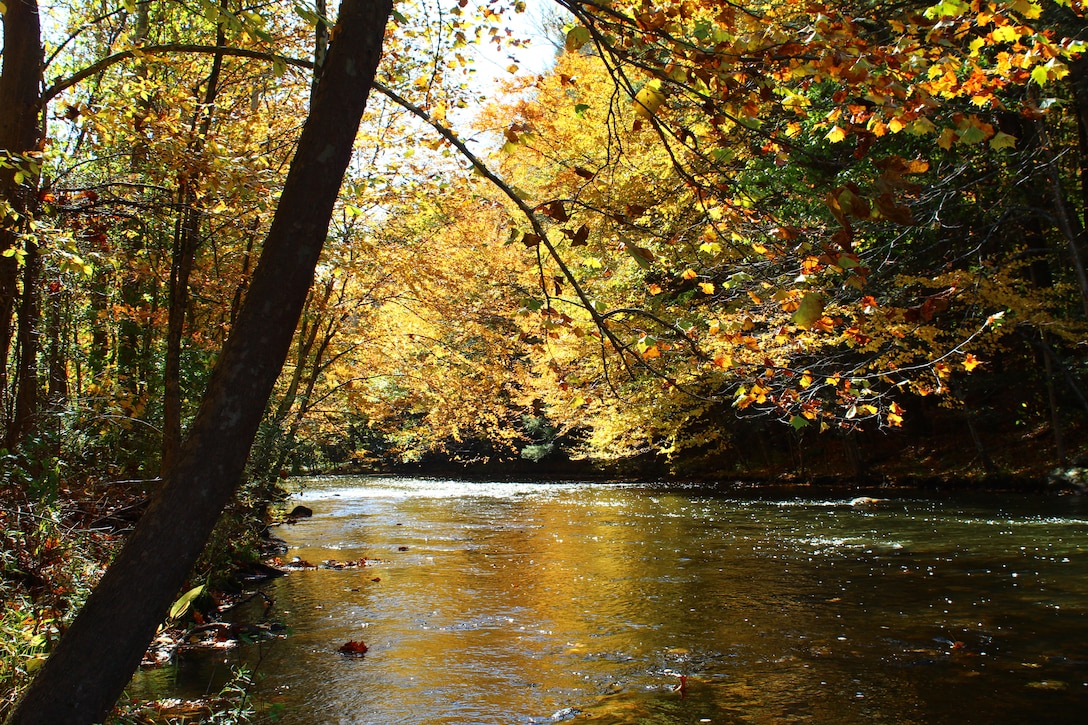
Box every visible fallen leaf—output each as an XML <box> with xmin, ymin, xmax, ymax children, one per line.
<box><xmin>338</xmin><ymin>640</ymin><xmax>368</xmax><ymax>656</ymax></box>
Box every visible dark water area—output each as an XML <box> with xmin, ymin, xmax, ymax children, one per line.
<box><xmin>140</xmin><ymin>477</ymin><xmax>1088</xmax><ymax>724</ymax></box>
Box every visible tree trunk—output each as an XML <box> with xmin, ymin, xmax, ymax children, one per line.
<box><xmin>0</xmin><ymin>0</ymin><xmax>44</xmax><ymax>443</ymax></box>
<box><xmin>161</xmin><ymin>21</ymin><xmax>228</xmax><ymax>475</ymax></box>
<box><xmin>46</xmin><ymin>284</ymin><xmax>69</xmax><ymax>404</ymax></box>
<box><xmin>6</xmin><ymin>1</ymin><xmax>392</xmax><ymax>722</ymax></box>
<box><xmin>8</xmin><ymin>236</ymin><xmax>42</xmax><ymax>446</ymax></box>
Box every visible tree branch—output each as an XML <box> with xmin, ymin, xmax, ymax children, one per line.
<box><xmin>44</xmin><ymin>44</ymin><xmax>313</xmax><ymax>103</ymax></box>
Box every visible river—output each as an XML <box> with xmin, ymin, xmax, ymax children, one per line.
<box><xmin>142</xmin><ymin>476</ymin><xmax>1088</xmax><ymax>724</ymax></box>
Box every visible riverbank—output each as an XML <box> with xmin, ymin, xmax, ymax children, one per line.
<box><xmin>330</xmin><ymin>418</ymin><xmax>1087</xmax><ymax>495</ymax></box>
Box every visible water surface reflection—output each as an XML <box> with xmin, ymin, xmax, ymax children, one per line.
<box><xmin>164</xmin><ymin>478</ymin><xmax>1088</xmax><ymax>724</ymax></box>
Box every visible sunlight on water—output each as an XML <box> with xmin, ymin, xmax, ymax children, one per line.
<box><xmin>148</xmin><ymin>478</ymin><xmax>1088</xmax><ymax>724</ymax></box>
<box><xmin>293</xmin><ymin>476</ymin><xmax>640</xmax><ymax>502</ymax></box>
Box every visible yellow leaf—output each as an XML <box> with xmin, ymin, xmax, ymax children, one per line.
<box><xmin>699</xmin><ymin>282</ymin><xmax>715</xmax><ymax>294</ymax></box>
<box><xmin>799</xmin><ymin>371</ymin><xmax>813</xmax><ymax>388</ymax></box>
<box><xmin>991</xmin><ymin>24</ymin><xmax>1020</xmax><ymax>43</ymax></box>
<box><xmin>990</xmin><ymin>131</ymin><xmax>1017</xmax><ymax>150</ymax></box>
<box><xmin>825</xmin><ymin>125</ymin><xmax>846</xmax><ymax>143</ymax></box>
<box><xmin>681</xmin><ymin>268</ymin><xmax>698</xmax><ymax>280</ymax></box>
<box><xmin>1010</xmin><ymin>0</ymin><xmax>1042</xmax><ymax>18</ymax></box>
<box><xmin>634</xmin><ymin>82</ymin><xmax>666</xmax><ymax>118</ymax></box>
<box><xmin>963</xmin><ymin>353</ymin><xmax>982</xmax><ymax>372</ymax></box>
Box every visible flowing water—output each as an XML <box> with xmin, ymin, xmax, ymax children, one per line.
<box><xmin>143</xmin><ymin>477</ymin><xmax>1088</xmax><ymax>724</ymax></box>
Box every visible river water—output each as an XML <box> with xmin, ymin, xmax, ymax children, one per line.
<box><xmin>148</xmin><ymin>476</ymin><xmax>1088</xmax><ymax>724</ymax></box>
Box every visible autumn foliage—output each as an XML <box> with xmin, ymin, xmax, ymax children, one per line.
<box><xmin>2</xmin><ymin>0</ymin><xmax>1087</xmax><ymax>483</ymax></box>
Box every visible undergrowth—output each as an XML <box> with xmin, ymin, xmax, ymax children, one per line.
<box><xmin>0</xmin><ymin>456</ymin><xmax>109</xmax><ymax>719</ymax></box>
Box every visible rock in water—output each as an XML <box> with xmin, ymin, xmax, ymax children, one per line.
<box><xmin>850</xmin><ymin>496</ymin><xmax>888</xmax><ymax>508</ymax></box>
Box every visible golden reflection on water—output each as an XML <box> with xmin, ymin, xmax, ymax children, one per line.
<box><xmin>154</xmin><ymin>479</ymin><xmax>1088</xmax><ymax>724</ymax></box>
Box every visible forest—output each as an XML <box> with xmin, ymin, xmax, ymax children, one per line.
<box><xmin>2</xmin><ymin>0</ymin><xmax>1088</xmax><ymax>721</ymax></box>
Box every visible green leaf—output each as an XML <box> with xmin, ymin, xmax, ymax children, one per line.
<box><xmin>792</xmin><ymin>292</ymin><xmax>824</xmax><ymax>329</ymax></box>
<box><xmin>574</xmin><ymin>103</ymin><xmax>590</xmax><ymax>117</ymax></box>
<box><xmin>565</xmin><ymin>26</ymin><xmax>592</xmax><ymax>51</ymax></box>
<box><xmin>789</xmin><ymin>415</ymin><xmax>809</xmax><ymax>430</ymax></box>
<box><xmin>168</xmin><ymin>584</ymin><xmax>205</xmax><ymax>622</ymax></box>
<box><xmin>990</xmin><ymin>131</ymin><xmax>1017</xmax><ymax>150</ymax></box>
<box><xmin>957</xmin><ymin>123</ymin><xmax>989</xmax><ymax>145</ymax></box>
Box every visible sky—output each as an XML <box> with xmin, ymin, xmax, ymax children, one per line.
<box><xmin>461</xmin><ymin>0</ymin><xmax>567</xmax><ymax>89</ymax></box>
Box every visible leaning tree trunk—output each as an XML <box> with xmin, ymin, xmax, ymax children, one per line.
<box><xmin>6</xmin><ymin>1</ymin><xmax>392</xmax><ymax>722</ymax></box>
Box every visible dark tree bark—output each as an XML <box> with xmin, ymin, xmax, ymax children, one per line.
<box><xmin>46</xmin><ymin>284</ymin><xmax>69</xmax><ymax>404</ymax></box>
<box><xmin>0</xmin><ymin>0</ymin><xmax>44</xmax><ymax>445</ymax></box>
<box><xmin>6</xmin><ymin>1</ymin><xmax>392</xmax><ymax>722</ymax></box>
